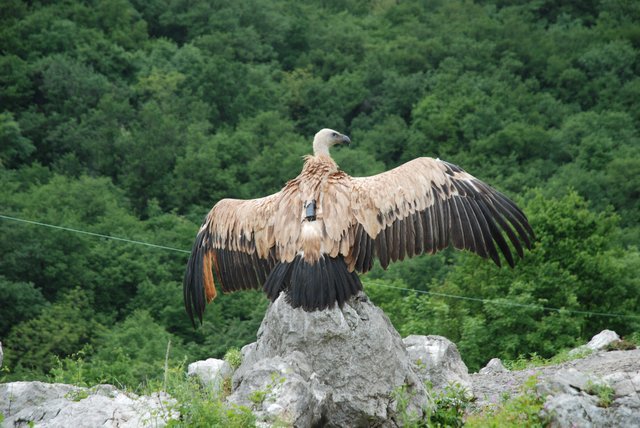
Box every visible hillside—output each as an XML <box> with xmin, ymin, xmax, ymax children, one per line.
<box><xmin>1</xmin><ymin>0</ymin><xmax>639</xmax><ymax>392</ymax></box>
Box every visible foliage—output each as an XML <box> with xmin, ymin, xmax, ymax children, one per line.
<box><xmin>427</xmin><ymin>383</ymin><xmax>471</xmax><ymax>428</ymax></box>
<box><xmin>42</xmin><ymin>353</ymin><xmax>255</xmax><ymax>427</ymax></box>
<box><xmin>163</xmin><ymin>366</ymin><xmax>256</xmax><ymax>428</ymax></box>
<box><xmin>224</xmin><ymin>348</ymin><xmax>243</xmax><ymax>370</ymax></box>
<box><xmin>586</xmin><ymin>381</ymin><xmax>615</xmax><ymax>408</ymax></box>
<box><xmin>1</xmin><ymin>0</ymin><xmax>639</xmax><ymax>391</ymax></box>
<box><xmin>5</xmin><ymin>288</ymin><xmax>106</xmax><ymax>379</ymax></box>
<box><xmin>391</xmin><ymin>382</ymin><xmax>472</xmax><ymax>427</ymax></box>
<box><xmin>503</xmin><ymin>348</ymin><xmax>593</xmax><ymax>371</ymax></box>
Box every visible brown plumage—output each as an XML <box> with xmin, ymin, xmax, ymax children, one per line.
<box><xmin>184</xmin><ymin>129</ymin><xmax>535</xmax><ymax>325</ymax></box>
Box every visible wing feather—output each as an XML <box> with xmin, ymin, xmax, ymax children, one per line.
<box><xmin>183</xmin><ymin>193</ymin><xmax>284</xmax><ymax>326</ymax></box>
<box><xmin>348</xmin><ymin>157</ymin><xmax>534</xmax><ymax>272</ymax></box>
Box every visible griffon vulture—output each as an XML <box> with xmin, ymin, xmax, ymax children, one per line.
<box><xmin>184</xmin><ymin>129</ymin><xmax>534</xmax><ymax>325</ymax></box>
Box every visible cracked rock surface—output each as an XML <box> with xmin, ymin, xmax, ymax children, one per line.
<box><xmin>472</xmin><ymin>348</ymin><xmax>640</xmax><ymax>427</ymax></box>
<box><xmin>227</xmin><ymin>292</ymin><xmax>431</xmax><ymax>427</ymax></box>
<box><xmin>0</xmin><ymin>381</ymin><xmax>176</xmax><ymax>427</ymax></box>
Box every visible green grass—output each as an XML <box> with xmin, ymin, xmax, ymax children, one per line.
<box><xmin>392</xmin><ymin>382</ymin><xmax>472</xmax><ymax>427</ymax></box>
<box><xmin>503</xmin><ymin>347</ymin><xmax>593</xmax><ymax>371</ymax></box>
<box><xmin>465</xmin><ymin>376</ymin><xmax>549</xmax><ymax>428</ymax></box>
<box><xmin>162</xmin><ymin>365</ymin><xmax>255</xmax><ymax>427</ymax></box>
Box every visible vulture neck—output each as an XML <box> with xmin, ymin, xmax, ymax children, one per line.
<box><xmin>312</xmin><ymin>139</ymin><xmax>332</xmax><ymax>157</ymax></box>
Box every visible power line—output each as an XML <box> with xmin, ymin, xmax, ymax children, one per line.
<box><xmin>2</xmin><ymin>213</ymin><xmax>638</xmax><ymax>320</ymax></box>
<box><xmin>0</xmin><ymin>213</ymin><xmax>190</xmax><ymax>254</ymax></box>
<box><xmin>365</xmin><ymin>283</ymin><xmax>640</xmax><ymax>320</ymax></box>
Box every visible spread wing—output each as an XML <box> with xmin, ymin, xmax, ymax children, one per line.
<box><xmin>183</xmin><ymin>191</ymin><xmax>292</xmax><ymax>326</ymax></box>
<box><xmin>345</xmin><ymin>157</ymin><xmax>535</xmax><ymax>272</ymax></box>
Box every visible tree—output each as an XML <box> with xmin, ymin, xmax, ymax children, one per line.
<box><xmin>5</xmin><ymin>288</ymin><xmax>106</xmax><ymax>378</ymax></box>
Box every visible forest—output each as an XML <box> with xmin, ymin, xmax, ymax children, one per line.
<box><xmin>1</xmin><ymin>0</ymin><xmax>639</xmax><ymax>390</ymax></box>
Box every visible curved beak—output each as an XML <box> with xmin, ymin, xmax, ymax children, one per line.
<box><xmin>341</xmin><ymin>135</ymin><xmax>351</xmax><ymax>145</ymax></box>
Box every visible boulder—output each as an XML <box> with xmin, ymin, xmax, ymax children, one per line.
<box><xmin>0</xmin><ymin>381</ymin><xmax>176</xmax><ymax>427</ymax></box>
<box><xmin>187</xmin><ymin>358</ymin><xmax>233</xmax><ymax>389</ymax></box>
<box><xmin>403</xmin><ymin>335</ymin><xmax>473</xmax><ymax>394</ymax></box>
<box><xmin>570</xmin><ymin>329</ymin><xmax>621</xmax><ymax>356</ymax></box>
<box><xmin>585</xmin><ymin>330</ymin><xmax>620</xmax><ymax>351</ymax></box>
<box><xmin>227</xmin><ymin>292</ymin><xmax>430</xmax><ymax>427</ymax></box>
<box><xmin>539</xmin><ymin>367</ymin><xmax>640</xmax><ymax>428</ymax></box>
<box><xmin>479</xmin><ymin>358</ymin><xmax>508</xmax><ymax>375</ymax></box>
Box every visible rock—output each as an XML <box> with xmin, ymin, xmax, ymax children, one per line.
<box><xmin>585</xmin><ymin>330</ymin><xmax>620</xmax><ymax>351</ymax></box>
<box><xmin>479</xmin><ymin>358</ymin><xmax>508</xmax><ymax>375</ymax></box>
<box><xmin>569</xmin><ymin>329</ymin><xmax>621</xmax><ymax>357</ymax></box>
<box><xmin>540</xmin><ymin>368</ymin><xmax>640</xmax><ymax>428</ymax></box>
<box><xmin>187</xmin><ymin>358</ymin><xmax>233</xmax><ymax>389</ymax></box>
<box><xmin>229</xmin><ymin>354</ymin><xmax>325</xmax><ymax>427</ymax></box>
<box><xmin>537</xmin><ymin>368</ymin><xmax>605</xmax><ymax>396</ymax></box>
<box><xmin>403</xmin><ymin>335</ymin><xmax>473</xmax><ymax>395</ymax></box>
<box><xmin>0</xmin><ymin>381</ymin><xmax>177</xmax><ymax>427</ymax></box>
<box><xmin>602</xmin><ymin>371</ymin><xmax>640</xmax><ymax>397</ymax></box>
<box><xmin>542</xmin><ymin>392</ymin><xmax>603</xmax><ymax>428</ymax></box>
<box><xmin>227</xmin><ymin>292</ymin><xmax>430</xmax><ymax>427</ymax></box>
<box><xmin>472</xmin><ymin>348</ymin><xmax>640</xmax><ymax>427</ymax></box>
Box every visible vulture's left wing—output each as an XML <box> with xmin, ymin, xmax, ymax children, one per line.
<box><xmin>184</xmin><ymin>194</ymin><xmax>282</xmax><ymax>326</ymax></box>
<box><xmin>347</xmin><ymin>157</ymin><xmax>534</xmax><ymax>272</ymax></box>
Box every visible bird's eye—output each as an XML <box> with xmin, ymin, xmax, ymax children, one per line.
<box><xmin>331</xmin><ymin>132</ymin><xmax>337</xmax><ymax>137</ymax></box>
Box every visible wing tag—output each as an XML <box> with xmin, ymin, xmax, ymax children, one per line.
<box><xmin>304</xmin><ymin>199</ymin><xmax>317</xmax><ymax>221</ymax></box>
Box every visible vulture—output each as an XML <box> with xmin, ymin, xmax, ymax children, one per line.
<box><xmin>184</xmin><ymin>129</ymin><xmax>534</xmax><ymax>325</ymax></box>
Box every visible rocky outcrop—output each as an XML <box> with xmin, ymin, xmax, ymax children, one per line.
<box><xmin>403</xmin><ymin>335</ymin><xmax>472</xmax><ymax>395</ymax></box>
<box><xmin>0</xmin><ymin>381</ymin><xmax>176</xmax><ymax>427</ymax></box>
<box><xmin>478</xmin><ymin>358</ymin><xmax>508</xmax><ymax>375</ymax></box>
<box><xmin>226</xmin><ymin>292</ymin><xmax>431</xmax><ymax>427</ymax></box>
<box><xmin>188</xmin><ymin>358</ymin><xmax>233</xmax><ymax>389</ymax></box>
<box><xmin>472</xmin><ymin>331</ymin><xmax>640</xmax><ymax>428</ymax></box>
<box><xmin>2</xmin><ymin>300</ymin><xmax>637</xmax><ymax>428</ymax></box>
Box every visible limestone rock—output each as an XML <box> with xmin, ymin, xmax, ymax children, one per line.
<box><xmin>403</xmin><ymin>335</ymin><xmax>472</xmax><ymax>395</ymax></box>
<box><xmin>0</xmin><ymin>381</ymin><xmax>177</xmax><ymax>427</ymax></box>
<box><xmin>472</xmin><ymin>346</ymin><xmax>640</xmax><ymax>427</ymax></box>
<box><xmin>585</xmin><ymin>330</ymin><xmax>620</xmax><ymax>351</ymax></box>
<box><xmin>539</xmin><ymin>367</ymin><xmax>640</xmax><ymax>428</ymax></box>
<box><xmin>188</xmin><ymin>358</ymin><xmax>233</xmax><ymax>389</ymax></box>
<box><xmin>543</xmin><ymin>392</ymin><xmax>603</xmax><ymax>428</ymax></box>
<box><xmin>537</xmin><ymin>368</ymin><xmax>605</xmax><ymax>396</ymax></box>
<box><xmin>479</xmin><ymin>358</ymin><xmax>508</xmax><ymax>375</ymax></box>
<box><xmin>227</xmin><ymin>292</ymin><xmax>430</xmax><ymax>427</ymax></box>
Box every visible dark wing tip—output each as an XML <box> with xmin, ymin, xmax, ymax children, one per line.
<box><xmin>183</xmin><ymin>229</ymin><xmax>211</xmax><ymax>328</ymax></box>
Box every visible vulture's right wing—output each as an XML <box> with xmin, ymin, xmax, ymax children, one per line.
<box><xmin>348</xmin><ymin>157</ymin><xmax>534</xmax><ymax>272</ymax></box>
<box><xmin>184</xmin><ymin>193</ymin><xmax>283</xmax><ymax>326</ymax></box>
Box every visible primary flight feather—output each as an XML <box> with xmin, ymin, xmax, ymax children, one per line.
<box><xmin>184</xmin><ymin>129</ymin><xmax>534</xmax><ymax>325</ymax></box>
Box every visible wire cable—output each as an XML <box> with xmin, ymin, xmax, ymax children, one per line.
<box><xmin>365</xmin><ymin>282</ymin><xmax>640</xmax><ymax>319</ymax></box>
<box><xmin>0</xmin><ymin>213</ymin><xmax>190</xmax><ymax>254</ymax></box>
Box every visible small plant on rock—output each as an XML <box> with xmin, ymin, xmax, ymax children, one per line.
<box><xmin>224</xmin><ymin>348</ymin><xmax>243</xmax><ymax>370</ymax></box>
<box><xmin>465</xmin><ymin>376</ymin><xmax>550</xmax><ymax>428</ymax></box>
<box><xmin>428</xmin><ymin>382</ymin><xmax>471</xmax><ymax>428</ymax></box>
<box><xmin>586</xmin><ymin>381</ymin><xmax>615</xmax><ymax>408</ymax></box>
<box><xmin>605</xmin><ymin>339</ymin><xmax>637</xmax><ymax>351</ymax></box>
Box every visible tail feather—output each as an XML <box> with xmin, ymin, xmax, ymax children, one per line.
<box><xmin>263</xmin><ymin>255</ymin><xmax>362</xmax><ymax>311</ymax></box>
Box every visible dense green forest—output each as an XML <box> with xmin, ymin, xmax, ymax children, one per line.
<box><xmin>1</xmin><ymin>0</ymin><xmax>639</xmax><ymax>388</ymax></box>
